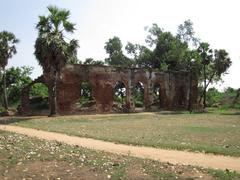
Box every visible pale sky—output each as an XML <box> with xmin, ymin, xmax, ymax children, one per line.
<box><xmin>1</xmin><ymin>0</ymin><xmax>239</xmax><ymax>90</ymax></box>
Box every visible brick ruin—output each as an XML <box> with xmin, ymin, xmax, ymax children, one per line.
<box><xmin>20</xmin><ymin>64</ymin><xmax>198</xmax><ymax>115</ymax></box>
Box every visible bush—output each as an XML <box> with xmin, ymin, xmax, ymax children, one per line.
<box><xmin>135</xmin><ymin>100</ymin><xmax>144</xmax><ymax>107</ymax></box>
<box><xmin>29</xmin><ymin>96</ymin><xmax>49</xmax><ymax>110</ymax></box>
<box><xmin>206</xmin><ymin>87</ymin><xmax>240</xmax><ymax>109</ymax></box>
<box><xmin>0</xmin><ymin>107</ymin><xmax>4</xmax><ymax>116</ymax></box>
<box><xmin>206</xmin><ymin>88</ymin><xmax>223</xmax><ymax>107</ymax></box>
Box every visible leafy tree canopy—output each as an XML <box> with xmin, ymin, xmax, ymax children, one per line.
<box><xmin>34</xmin><ymin>5</ymin><xmax>79</xmax><ymax>72</ymax></box>
<box><xmin>83</xmin><ymin>58</ymin><xmax>104</xmax><ymax>65</ymax></box>
<box><xmin>176</xmin><ymin>19</ymin><xmax>199</xmax><ymax>47</ymax></box>
<box><xmin>104</xmin><ymin>36</ymin><xmax>133</xmax><ymax>67</ymax></box>
<box><xmin>0</xmin><ymin>66</ymin><xmax>32</xmax><ymax>106</ymax></box>
<box><xmin>0</xmin><ymin>31</ymin><xmax>19</xmax><ymax>68</ymax></box>
<box><xmin>0</xmin><ymin>31</ymin><xmax>19</xmax><ymax>110</ymax></box>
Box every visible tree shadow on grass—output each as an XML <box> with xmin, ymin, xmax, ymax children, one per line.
<box><xmin>220</xmin><ymin>112</ymin><xmax>240</xmax><ymax>116</ymax></box>
<box><xmin>0</xmin><ymin>116</ymin><xmax>42</xmax><ymax>125</ymax></box>
<box><xmin>153</xmin><ymin>111</ymin><xmax>187</xmax><ymax>115</ymax></box>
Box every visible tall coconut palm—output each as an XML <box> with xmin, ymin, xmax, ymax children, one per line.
<box><xmin>0</xmin><ymin>31</ymin><xmax>19</xmax><ymax>111</ymax></box>
<box><xmin>34</xmin><ymin>6</ymin><xmax>79</xmax><ymax>116</ymax></box>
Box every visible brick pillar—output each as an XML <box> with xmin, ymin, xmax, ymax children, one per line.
<box><xmin>125</xmin><ymin>71</ymin><xmax>135</xmax><ymax>112</ymax></box>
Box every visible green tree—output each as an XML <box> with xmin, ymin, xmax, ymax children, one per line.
<box><xmin>145</xmin><ymin>24</ymin><xmax>189</xmax><ymax>70</ymax></box>
<box><xmin>0</xmin><ymin>66</ymin><xmax>32</xmax><ymax>106</ymax></box>
<box><xmin>34</xmin><ymin>6</ymin><xmax>79</xmax><ymax>116</ymax></box>
<box><xmin>197</xmin><ymin>42</ymin><xmax>213</xmax><ymax>108</ymax></box>
<box><xmin>206</xmin><ymin>87</ymin><xmax>223</xmax><ymax>107</ymax></box>
<box><xmin>219</xmin><ymin>87</ymin><xmax>240</xmax><ymax>109</ymax></box>
<box><xmin>153</xmin><ymin>31</ymin><xmax>188</xmax><ymax>70</ymax></box>
<box><xmin>145</xmin><ymin>23</ymin><xmax>163</xmax><ymax>47</ymax></box>
<box><xmin>0</xmin><ymin>31</ymin><xmax>19</xmax><ymax>111</ymax></box>
<box><xmin>68</xmin><ymin>56</ymin><xmax>81</xmax><ymax>64</ymax></box>
<box><xmin>197</xmin><ymin>44</ymin><xmax>231</xmax><ymax>108</ymax></box>
<box><xmin>104</xmin><ymin>36</ymin><xmax>133</xmax><ymax>67</ymax></box>
<box><xmin>214</xmin><ymin>49</ymin><xmax>232</xmax><ymax>77</ymax></box>
<box><xmin>30</xmin><ymin>83</ymin><xmax>49</xmax><ymax>98</ymax></box>
<box><xmin>177</xmin><ymin>19</ymin><xmax>199</xmax><ymax>47</ymax></box>
<box><xmin>125</xmin><ymin>42</ymin><xmax>137</xmax><ymax>59</ymax></box>
<box><xmin>125</xmin><ymin>43</ymin><xmax>153</xmax><ymax>68</ymax></box>
<box><xmin>83</xmin><ymin>58</ymin><xmax>104</xmax><ymax>65</ymax></box>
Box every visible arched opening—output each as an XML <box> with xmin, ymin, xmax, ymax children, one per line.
<box><xmin>178</xmin><ymin>86</ymin><xmax>185</xmax><ymax>108</ymax></box>
<box><xmin>153</xmin><ymin>83</ymin><xmax>161</xmax><ymax>109</ymax></box>
<box><xmin>133</xmin><ymin>82</ymin><xmax>145</xmax><ymax>110</ymax></box>
<box><xmin>29</xmin><ymin>83</ymin><xmax>49</xmax><ymax>115</ymax></box>
<box><xmin>113</xmin><ymin>81</ymin><xmax>126</xmax><ymax>112</ymax></box>
<box><xmin>75</xmin><ymin>82</ymin><xmax>95</xmax><ymax>112</ymax></box>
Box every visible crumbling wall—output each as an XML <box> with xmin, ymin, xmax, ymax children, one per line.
<box><xmin>21</xmin><ymin>64</ymin><xmax>198</xmax><ymax>115</ymax></box>
<box><xmin>58</xmin><ymin>65</ymin><xmax>134</xmax><ymax>113</ymax></box>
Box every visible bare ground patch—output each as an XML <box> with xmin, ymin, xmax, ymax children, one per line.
<box><xmin>1</xmin><ymin>130</ymin><xmax>239</xmax><ymax>179</ymax></box>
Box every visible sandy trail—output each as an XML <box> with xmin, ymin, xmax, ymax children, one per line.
<box><xmin>0</xmin><ymin>125</ymin><xmax>239</xmax><ymax>172</ymax></box>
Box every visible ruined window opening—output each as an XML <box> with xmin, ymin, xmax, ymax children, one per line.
<box><xmin>76</xmin><ymin>82</ymin><xmax>94</xmax><ymax>111</ymax></box>
<box><xmin>153</xmin><ymin>84</ymin><xmax>161</xmax><ymax>108</ymax></box>
<box><xmin>133</xmin><ymin>82</ymin><xmax>145</xmax><ymax>108</ymax></box>
<box><xmin>113</xmin><ymin>81</ymin><xmax>126</xmax><ymax>111</ymax></box>
<box><xmin>29</xmin><ymin>83</ymin><xmax>49</xmax><ymax>113</ymax></box>
<box><xmin>178</xmin><ymin>86</ymin><xmax>185</xmax><ymax>107</ymax></box>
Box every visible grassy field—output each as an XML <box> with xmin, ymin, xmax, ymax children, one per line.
<box><xmin>0</xmin><ymin>130</ymin><xmax>239</xmax><ymax>180</ymax></box>
<box><xmin>9</xmin><ymin>109</ymin><xmax>240</xmax><ymax>157</ymax></box>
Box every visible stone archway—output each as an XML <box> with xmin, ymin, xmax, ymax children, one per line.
<box><xmin>152</xmin><ymin>83</ymin><xmax>161</xmax><ymax>109</ymax></box>
<box><xmin>113</xmin><ymin>81</ymin><xmax>127</xmax><ymax>112</ymax></box>
<box><xmin>133</xmin><ymin>81</ymin><xmax>145</xmax><ymax>111</ymax></box>
<box><xmin>20</xmin><ymin>76</ymin><xmax>49</xmax><ymax>115</ymax></box>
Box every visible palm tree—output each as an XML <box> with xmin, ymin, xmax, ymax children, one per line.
<box><xmin>197</xmin><ymin>42</ymin><xmax>213</xmax><ymax>108</ymax></box>
<box><xmin>0</xmin><ymin>31</ymin><xmax>19</xmax><ymax>111</ymax></box>
<box><xmin>198</xmin><ymin>46</ymin><xmax>231</xmax><ymax>109</ymax></box>
<box><xmin>34</xmin><ymin>6</ymin><xmax>79</xmax><ymax>116</ymax></box>
<box><xmin>214</xmin><ymin>49</ymin><xmax>231</xmax><ymax>77</ymax></box>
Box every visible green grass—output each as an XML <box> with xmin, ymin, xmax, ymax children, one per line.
<box><xmin>0</xmin><ymin>130</ymin><xmax>239</xmax><ymax>180</ymax></box>
<box><xmin>11</xmin><ymin>110</ymin><xmax>240</xmax><ymax>157</ymax></box>
<box><xmin>208</xmin><ymin>169</ymin><xmax>240</xmax><ymax>180</ymax></box>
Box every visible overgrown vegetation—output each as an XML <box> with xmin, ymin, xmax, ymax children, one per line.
<box><xmin>206</xmin><ymin>87</ymin><xmax>240</xmax><ymax>109</ymax></box>
<box><xmin>0</xmin><ymin>67</ymin><xmax>49</xmax><ymax>112</ymax></box>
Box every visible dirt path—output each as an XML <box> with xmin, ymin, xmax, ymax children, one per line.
<box><xmin>1</xmin><ymin>125</ymin><xmax>240</xmax><ymax>172</ymax></box>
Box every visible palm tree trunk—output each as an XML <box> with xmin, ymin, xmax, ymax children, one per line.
<box><xmin>203</xmin><ymin>64</ymin><xmax>206</xmax><ymax>109</ymax></box>
<box><xmin>198</xmin><ymin>72</ymin><xmax>216</xmax><ymax>105</ymax></box>
<box><xmin>3</xmin><ymin>67</ymin><xmax>8</xmax><ymax>110</ymax></box>
<box><xmin>188</xmin><ymin>69</ymin><xmax>192</xmax><ymax>113</ymax></box>
<box><xmin>49</xmin><ymin>69</ymin><xmax>58</xmax><ymax>116</ymax></box>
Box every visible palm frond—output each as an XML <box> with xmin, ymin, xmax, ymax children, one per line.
<box><xmin>34</xmin><ymin>6</ymin><xmax>79</xmax><ymax>71</ymax></box>
<box><xmin>0</xmin><ymin>31</ymin><xmax>19</xmax><ymax>68</ymax></box>
<box><xmin>63</xmin><ymin>21</ymin><xmax>75</xmax><ymax>33</ymax></box>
